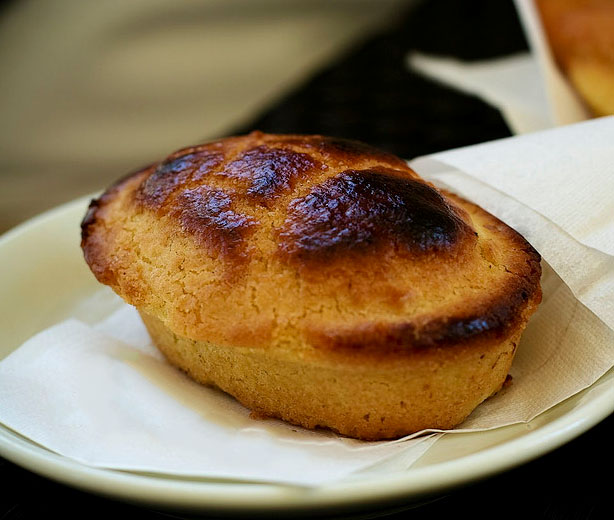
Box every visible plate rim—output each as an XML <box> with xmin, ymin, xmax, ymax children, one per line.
<box><xmin>2</xmin><ymin>388</ymin><xmax>611</xmax><ymax>513</ymax></box>
<box><xmin>1</xmin><ymin>196</ymin><xmax>613</xmax><ymax>514</ymax></box>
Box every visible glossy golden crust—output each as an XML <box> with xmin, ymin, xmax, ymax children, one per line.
<box><xmin>278</xmin><ymin>168</ymin><xmax>473</xmax><ymax>264</ymax></box>
<box><xmin>81</xmin><ymin>131</ymin><xmax>541</xmax><ymax>355</ymax></box>
<box><xmin>81</xmin><ymin>132</ymin><xmax>541</xmax><ymax>438</ymax></box>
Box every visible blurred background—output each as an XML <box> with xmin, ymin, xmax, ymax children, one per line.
<box><xmin>0</xmin><ymin>0</ymin><xmax>527</xmax><ymax>233</ymax></box>
<box><xmin>2</xmin><ymin>2</ymin><xmax>614</xmax><ymax>519</ymax></box>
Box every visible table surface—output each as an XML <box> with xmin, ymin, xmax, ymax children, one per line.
<box><xmin>1</xmin><ymin>1</ymin><xmax>611</xmax><ymax>518</ymax></box>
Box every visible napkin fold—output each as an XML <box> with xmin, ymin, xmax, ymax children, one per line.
<box><xmin>408</xmin><ymin>52</ymin><xmax>552</xmax><ymax>134</ymax></box>
<box><xmin>1</xmin><ymin>119</ymin><xmax>614</xmax><ymax>486</ymax></box>
<box><xmin>409</xmin><ymin>117</ymin><xmax>614</xmax><ymax>428</ymax></box>
<box><xmin>512</xmin><ymin>0</ymin><xmax>591</xmax><ymax>126</ymax></box>
<box><xmin>412</xmin><ymin>116</ymin><xmax>614</xmax><ymax>329</ymax></box>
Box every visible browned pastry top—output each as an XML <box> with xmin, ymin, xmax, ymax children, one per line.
<box><xmin>82</xmin><ymin>132</ymin><xmax>541</xmax><ymax>359</ymax></box>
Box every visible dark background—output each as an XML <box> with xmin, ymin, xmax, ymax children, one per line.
<box><xmin>1</xmin><ymin>0</ymin><xmax>611</xmax><ymax>518</ymax></box>
<box><xmin>235</xmin><ymin>0</ymin><xmax>522</xmax><ymax>156</ymax></box>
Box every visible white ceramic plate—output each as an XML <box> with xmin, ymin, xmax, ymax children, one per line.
<box><xmin>1</xmin><ymin>196</ymin><xmax>613</xmax><ymax>516</ymax></box>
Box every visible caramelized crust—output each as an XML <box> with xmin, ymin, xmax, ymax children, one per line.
<box><xmin>81</xmin><ymin>131</ymin><xmax>541</xmax><ymax>356</ymax></box>
<box><xmin>174</xmin><ymin>186</ymin><xmax>258</xmax><ymax>262</ymax></box>
<box><xmin>139</xmin><ymin>149</ymin><xmax>225</xmax><ymax>208</ymax></box>
<box><xmin>81</xmin><ymin>131</ymin><xmax>542</xmax><ymax>438</ymax></box>
<box><xmin>278</xmin><ymin>134</ymin><xmax>411</xmax><ymax>170</ymax></box>
<box><xmin>278</xmin><ymin>169</ymin><xmax>475</xmax><ymax>264</ymax></box>
<box><xmin>222</xmin><ymin>145</ymin><xmax>322</xmax><ymax>204</ymax></box>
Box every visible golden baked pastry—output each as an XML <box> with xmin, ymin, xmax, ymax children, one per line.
<box><xmin>81</xmin><ymin>132</ymin><xmax>542</xmax><ymax>440</ymax></box>
<box><xmin>536</xmin><ymin>0</ymin><xmax>614</xmax><ymax>116</ymax></box>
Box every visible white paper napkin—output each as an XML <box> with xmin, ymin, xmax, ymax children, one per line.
<box><xmin>408</xmin><ymin>52</ymin><xmax>552</xmax><ymax>134</ymax></box>
<box><xmin>409</xmin><ymin>117</ymin><xmax>614</xmax><ymax>429</ymax></box>
<box><xmin>512</xmin><ymin>0</ymin><xmax>591</xmax><ymax>126</ymax></box>
<box><xmin>1</xmin><ymin>119</ymin><xmax>613</xmax><ymax>486</ymax></box>
<box><xmin>412</xmin><ymin>116</ymin><xmax>614</xmax><ymax>330</ymax></box>
<box><xmin>0</xmin><ymin>300</ymin><xmax>440</xmax><ymax>486</ymax></box>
